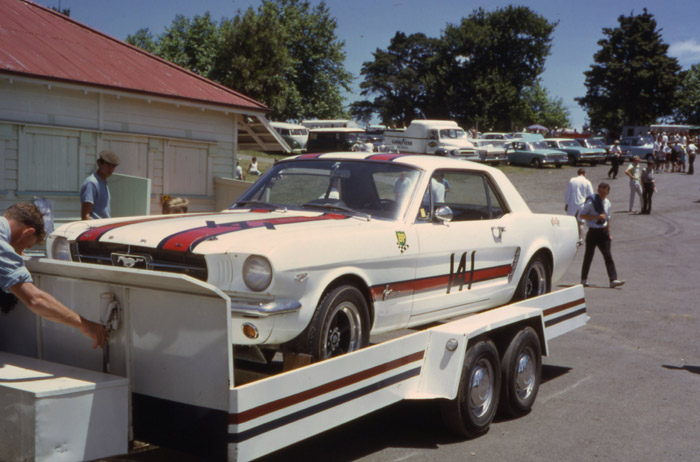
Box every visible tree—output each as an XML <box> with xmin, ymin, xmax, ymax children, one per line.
<box><xmin>674</xmin><ymin>64</ymin><xmax>700</xmax><ymax>124</ymax></box>
<box><xmin>352</xmin><ymin>32</ymin><xmax>439</xmax><ymax>127</ymax></box>
<box><xmin>514</xmin><ymin>81</ymin><xmax>571</xmax><ymax>130</ymax></box>
<box><xmin>126</xmin><ymin>1</ymin><xmax>351</xmax><ymax>121</ymax></box>
<box><xmin>577</xmin><ymin>9</ymin><xmax>681</xmax><ymax>132</ymax></box>
<box><xmin>438</xmin><ymin>6</ymin><xmax>557</xmax><ymax>130</ymax></box>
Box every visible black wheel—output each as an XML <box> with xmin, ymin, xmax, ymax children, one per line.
<box><xmin>567</xmin><ymin>154</ymin><xmax>576</xmax><ymax>166</ymax></box>
<box><xmin>499</xmin><ymin>327</ymin><xmax>542</xmax><ymax>417</ymax></box>
<box><xmin>589</xmin><ymin>161</ymin><xmax>598</xmax><ymax>166</ymax></box>
<box><xmin>440</xmin><ymin>339</ymin><xmax>501</xmax><ymax>438</ymax></box>
<box><xmin>531</xmin><ymin>158</ymin><xmax>543</xmax><ymax>169</ymax></box>
<box><xmin>555</xmin><ymin>162</ymin><xmax>562</xmax><ymax>169</ymax></box>
<box><xmin>304</xmin><ymin>285</ymin><xmax>369</xmax><ymax>361</ymax></box>
<box><xmin>513</xmin><ymin>254</ymin><xmax>551</xmax><ymax>301</ymax></box>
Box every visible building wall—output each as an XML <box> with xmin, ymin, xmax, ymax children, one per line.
<box><xmin>0</xmin><ymin>78</ymin><xmax>243</xmax><ymax>218</ymax></box>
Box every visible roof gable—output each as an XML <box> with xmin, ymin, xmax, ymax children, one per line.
<box><xmin>0</xmin><ymin>0</ymin><xmax>267</xmax><ymax>111</ymax></box>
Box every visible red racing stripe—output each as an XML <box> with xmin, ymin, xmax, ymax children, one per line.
<box><xmin>76</xmin><ymin>214</ymin><xmax>202</xmax><ymax>242</ymax></box>
<box><xmin>157</xmin><ymin>213</ymin><xmax>349</xmax><ymax>252</ymax></box>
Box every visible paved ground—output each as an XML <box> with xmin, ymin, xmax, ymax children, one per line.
<box><xmin>107</xmin><ymin>161</ymin><xmax>700</xmax><ymax>461</ymax></box>
<box><xmin>258</xmin><ymin>162</ymin><xmax>700</xmax><ymax>462</ymax></box>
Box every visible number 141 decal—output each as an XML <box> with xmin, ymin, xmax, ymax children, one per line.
<box><xmin>448</xmin><ymin>251</ymin><xmax>475</xmax><ymax>294</ymax></box>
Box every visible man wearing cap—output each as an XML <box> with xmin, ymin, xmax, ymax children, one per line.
<box><xmin>608</xmin><ymin>140</ymin><xmax>622</xmax><ymax>179</ymax></box>
<box><xmin>1</xmin><ymin>203</ymin><xmax>106</xmax><ymax>348</ymax></box>
<box><xmin>80</xmin><ymin>150</ymin><xmax>120</xmax><ymax>220</ymax></box>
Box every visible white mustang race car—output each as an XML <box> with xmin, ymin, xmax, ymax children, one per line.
<box><xmin>47</xmin><ymin>153</ymin><xmax>578</xmax><ymax>361</ymax></box>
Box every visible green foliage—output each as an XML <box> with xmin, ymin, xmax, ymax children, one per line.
<box><xmin>514</xmin><ymin>81</ymin><xmax>571</xmax><ymax>130</ymax></box>
<box><xmin>352</xmin><ymin>32</ymin><xmax>439</xmax><ymax>127</ymax></box>
<box><xmin>353</xmin><ymin>6</ymin><xmax>557</xmax><ymax>131</ymax></box>
<box><xmin>125</xmin><ymin>0</ymin><xmax>351</xmax><ymax>121</ymax></box>
<box><xmin>674</xmin><ymin>64</ymin><xmax>700</xmax><ymax>124</ymax></box>
<box><xmin>577</xmin><ymin>8</ymin><xmax>681</xmax><ymax>132</ymax></box>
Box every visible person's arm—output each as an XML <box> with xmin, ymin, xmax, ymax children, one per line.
<box><xmin>10</xmin><ymin>281</ymin><xmax>106</xmax><ymax>349</ymax></box>
<box><xmin>80</xmin><ymin>202</ymin><xmax>93</xmax><ymax>220</ymax></box>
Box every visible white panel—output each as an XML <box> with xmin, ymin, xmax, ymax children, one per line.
<box><xmin>103</xmin><ymin>137</ymin><xmax>149</xmax><ymax>178</ymax></box>
<box><xmin>164</xmin><ymin>141</ymin><xmax>209</xmax><ymax>195</ymax></box>
<box><xmin>18</xmin><ymin>130</ymin><xmax>79</xmax><ymax>191</ymax></box>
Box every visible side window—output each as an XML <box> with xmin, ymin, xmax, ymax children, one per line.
<box><xmin>418</xmin><ymin>170</ymin><xmax>506</xmax><ymax>222</ymax></box>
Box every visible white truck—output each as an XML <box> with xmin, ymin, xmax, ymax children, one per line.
<box><xmin>383</xmin><ymin>120</ymin><xmax>484</xmax><ymax>160</ymax></box>
<box><xmin>0</xmin><ymin>258</ymin><xmax>587</xmax><ymax>462</ymax></box>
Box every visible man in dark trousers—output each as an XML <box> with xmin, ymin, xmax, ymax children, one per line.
<box><xmin>579</xmin><ymin>183</ymin><xmax>625</xmax><ymax>289</ymax></box>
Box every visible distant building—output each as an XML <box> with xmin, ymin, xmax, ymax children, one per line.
<box><xmin>0</xmin><ymin>0</ymin><xmax>287</xmax><ymax>217</ymax></box>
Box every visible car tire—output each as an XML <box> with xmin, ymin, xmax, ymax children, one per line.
<box><xmin>440</xmin><ymin>339</ymin><xmax>501</xmax><ymax>438</ymax></box>
<box><xmin>498</xmin><ymin>327</ymin><xmax>542</xmax><ymax>417</ymax></box>
<box><xmin>512</xmin><ymin>254</ymin><xmax>551</xmax><ymax>301</ymax></box>
<box><xmin>531</xmin><ymin>158</ymin><xmax>543</xmax><ymax>169</ymax></box>
<box><xmin>567</xmin><ymin>154</ymin><xmax>576</xmax><ymax>166</ymax></box>
<box><xmin>304</xmin><ymin>284</ymin><xmax>370</xmax><ymax>361</ymax></box>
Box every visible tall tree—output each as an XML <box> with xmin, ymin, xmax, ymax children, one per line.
<box><xmin>352</xmin><ymin>32</ymin><xmax>439</xmax><ymax>127</ymax></box>
<box><xmin>674</xmin><ymin>64</ymin><xmax>700</xmax><ymax>124</ymax></box>
<box><xmin>577</xmin><ymin>9</ymin><xmax>681</xmax><ymax>132</ymax></box>
<box><xmin>438</xmin><ymin>6</ymin><xmax>556</xmax><ymax>130</ymax></box>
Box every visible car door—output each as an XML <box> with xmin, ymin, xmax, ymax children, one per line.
<box><xmin>410</xmin><ymin>169</ymin><xmax>519</xmax><ymax>322</ymax></box>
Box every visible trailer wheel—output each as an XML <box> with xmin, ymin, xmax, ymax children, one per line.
<box><xmin>305</xmin><ymin>285</ymin><xmax>369</xmax><ymax>361</ymax></box>
<box><xmin>440</xmin><ymin>339</ymin><xmax>501</xmax><ymax>438</ymax></box>
<box><xmin>513</xmin><ymin>254</ymin><xmax>550</xmax><ymax>301</ymax></box>
<box><xmin>499</xmin><ymin>327</ymin><xmax>542</xmax><ymax>417</ymax></box>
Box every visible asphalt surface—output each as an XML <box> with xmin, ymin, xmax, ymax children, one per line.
<box><xmin>258</xmin><ymin>162</ymin><xmax>700</xmax><ymax>462</ymax></box>
<box><xmin>106</xmin><ymin>162</ymin><xmax>700</xmax><ymax>462</ymax></box>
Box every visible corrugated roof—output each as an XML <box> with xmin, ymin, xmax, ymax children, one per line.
<box><xmin>0</xmin><ymin>0</ymin><xmax>268</xmax><ymax>112</ymax></box>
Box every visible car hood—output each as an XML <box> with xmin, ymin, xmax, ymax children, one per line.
<box><xmin>55</xmin><ymin>209</ymin><xmax>371</xmax><ymax>254</ymax></box>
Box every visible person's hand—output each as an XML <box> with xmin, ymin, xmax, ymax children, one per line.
<box><xmin>80</xmin><ymin>318</ymin><xmax>107</xmax><ymax>349</ymax></box>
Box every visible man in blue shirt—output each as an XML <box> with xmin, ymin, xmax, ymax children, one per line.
<box><xmin>579</xmin><ymin>183</ymin><xmax>625</xmax><ymax>289</ymax></box>
<box><xmin>80</xmin><ymin>150</ymin><xmax>120</xmax><ymax>220</ymax></box>
<box><xmin>1</xmin><ymin>203</ymin><xmax>106</xmax><ymax>348</ymax></box>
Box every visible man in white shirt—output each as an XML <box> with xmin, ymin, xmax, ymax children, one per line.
<box><xmin>565</xmin><ymin>168</ymin><xmax>594</xmax><ymax>239</ymax></box>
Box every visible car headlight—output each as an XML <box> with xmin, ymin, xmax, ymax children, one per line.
<box><xmin>243</xmin><ymin>255</ymin><xmax>272</xmax><ymax>292</ymax></box>
<box><xmin>50</xmin><ymin>237</ymin><xmax>72</xmax><ymax>261</ymax></box>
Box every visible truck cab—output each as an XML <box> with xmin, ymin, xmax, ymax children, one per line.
<box><xmin>383</xmin><ymin>120</ymin><xmax>482</xmax><ymax>160</ymax></box>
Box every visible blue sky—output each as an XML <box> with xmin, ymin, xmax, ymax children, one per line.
<box><xmin>34</xmin><ymin>0</ymin><xmax>700</xmax><ymax>129</ymax></box>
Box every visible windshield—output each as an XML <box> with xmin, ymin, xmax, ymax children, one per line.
<box><xmin>585</xmin><ymin>139</ymin><xmax>605</xmax><ymax>148</ymax></box>
<box><xmin>559</xmin><ymin>140</ymin><xmax>580</xmax><ymax>147</ymax></box>
<box><xmin>233</xmin><ymin>159</ymin><xmax>421</xmax><ymax>220</ymax></box>
<box><xmin>530</xmin><ymin>141</ymin><xmax>550</xmax><ymax>150</ymax></box>
<box><xmin>439</xmin><ymin>129</ymin><xmax>467</xmax><ymax>140</ymax></box>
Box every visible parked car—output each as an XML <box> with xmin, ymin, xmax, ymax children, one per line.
<box><xmin>472</xmin><ymin>139</ymin><xmax>509</xmax><ymax>164</ymax></box>
<box><xmin>614</xmin><ymin>135</ymin><xmax>655</xmax><ymax>161</ymax></box>
<box><xmin>306</xmin><ymin>127</ymin><xmax>365</xmax><ymax>152</ymax></box>
<box><xmin>506</xmin><ymin>140</ymin><xmax>567</xmax><ymax>168</ymax></box>
<box><xmin>481</xmin><ymin>132</ymin><xmax>514</xmax><ymax>141</ymax></box>
<box><xmin>270</xmin><ymin>122</ymin><xmax>309</xmax><ymax>154</ymax></box>
<box><xmin>544</xmin><ymin>138</ymin><xmax>606</xmax><ymax>166</ymax></box>
<box><xmin>47</xmin><ymin>153</ymin><xmax>578</xmax><ymax>362</ymax></box>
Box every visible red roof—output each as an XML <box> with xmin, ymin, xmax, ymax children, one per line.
<box><xmin>0</xmin><ymin>0</ymin><xmax>268</xmax><ymax>111</ymax></box>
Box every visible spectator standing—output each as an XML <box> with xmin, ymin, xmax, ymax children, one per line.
<box><xmin>565</xmin><ymin>168</ymin><xmax>594</xmax><ymax>238</ymax></box>
<box><xmin>641</xmin><ymin>160</ymin><xmax>656</xmax><ymax>214</ymax></box>
<box><xmin>1</xmin><ymin>203</ymin><xmax>106</xmax><ymax>348</ymax></box>
<box><xmin>608</xmin><ymin>140</ymin><xmax>622</xmax><ymax>179</ymax></box>
<box><xmin>579</xmin><ymin>183</ymin><xmax>625</xmax><ymax>289</ymax></box>
<box><xmin>80</xmin><ymin>150</ymin><xmax>120</xmax><ymax>220</ymax></box>
<box><xmin>624</xmin><ymin>156</ymin><xmax>643</xmax><ymax>213</ymax></box>
<box><xmin>663</xmin><ymin>142</ymin><xmax>672</xmax><ymax>173</ymax></box>
<box><xmin>687</xmin><ymin>140</ymin><xmax>697</xmax><ymax>175</ymax></box>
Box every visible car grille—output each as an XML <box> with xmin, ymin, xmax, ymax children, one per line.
<box><xmin>70</xmin><ymin>242</ymin><xmax>208</xmax><ymax>282</ymax></box>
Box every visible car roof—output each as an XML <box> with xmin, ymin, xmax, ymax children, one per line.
<box><xmin>281</xmin><ymin>151</ymin><xmax>496</xmax><ymax>173</ymax></box>
<box><xmin>309</xmin><ymin>127</ymin><xmax>365</xmax><ymax>133</ymax></box>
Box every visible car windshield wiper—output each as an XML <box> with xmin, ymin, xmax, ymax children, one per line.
<box><xmin>232</xmin><ymin>200</ymin><xmax>287</xmax><ymax>211</ymax></box>
<box><xmin>302</xmin><ymin>200</ymin><xmax>371</xmax><ymax>221</ymax></box>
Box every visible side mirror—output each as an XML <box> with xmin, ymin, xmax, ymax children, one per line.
<box><xmin>434</xmin><ymin>206</ymin><xmax>453</xmax><ymax>224</ymax></box>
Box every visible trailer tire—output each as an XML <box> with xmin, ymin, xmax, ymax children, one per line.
<box><xmin>513</xmin><ymin>254</ymin><xmax>551</xmax><ymax>301</ymax></box>
<box><xmin>305</xmin><ymin>285</ymin><xmax>369</xmax><ymax>361</ymax></box>
<box><xmin>440</xmin><ymin>339</ymin><xmax>501</xmax><ymax>438</ymax></box>
<box><xmin>499</xmin><ymin>327</ymin><xmax>542</xmax><ymax>417</ymax></box>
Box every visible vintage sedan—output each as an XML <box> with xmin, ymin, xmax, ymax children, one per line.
<box><xmin>47</xmin><ymin>153</ymin><xmax>578</xmax><ymax>362</ymax></box>
<box><xmin>544</xmin><ymin>138</ymin><xmax>606</xmax><ymax>166</ymax></box>
<box><xmin>506</xmin><ymin>140</ymin><xmax>567</xmax><ymax>168</ymax></box>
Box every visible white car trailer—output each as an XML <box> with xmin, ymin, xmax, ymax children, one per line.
<box><xmin>0</xmin><ymin>259</ymin><xmax>587</xmax><ymax>461</ymax></box>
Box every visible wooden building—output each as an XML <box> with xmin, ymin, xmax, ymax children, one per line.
<box><xmin>0</xmin><ymin>0</ymin><xmax>286</xmax><ymax>218</ymax></box>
